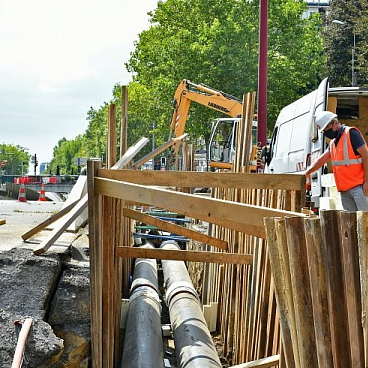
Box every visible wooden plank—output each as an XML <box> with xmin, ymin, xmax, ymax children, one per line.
<box><xmin>357</xmin><ymin>211</ymin><xmax>368</xmax><ymax>367</ymax></box>
<box><xmin>264</xmin><ymin>218</ymin><xmax>296</xmax><ymax>368</ymax></box>
<box><xmin>129</xmin><ymin>134</ymin><xmax>188</xmax><ymax>169</ymax></box>
<box><xmin>122</xmin><ymin>208</ymin><xmax>228</xmax><ymax>250</ymax></box>
<box><xmin>107</xmin><ymin>104</ymin><xmax>117</xmax><ymax>168</ymax></box>
<box><xmin>320</xmin><ymin>210</ymin><xmax>351</xmax><ymax>368</ymax></box>
<box><xmin>98</xmin><ymin>169</ymin><xmax>306</xmax><ymax>191</ymax></box>
<box><xmin>285</xmin><ymin>216</ymin><xmax>318</xmax><ymax>368</ymax></box>
<box><xmin>33</xmin><ymin>194</ymin><xmax>88</xmax><ymax>255</ymax></box>
<box><xmin>228</xmin><ymin>354</ymin><xmax>279</xmax><ymax>368</ymax></box>
<box><xmin>102</xmin><ymin>196</ymin><xmax>114</xmax><ymax>368</ymax></box>
<box><xmin>111</xmin><ymin>137</ymin><xmax>149</xmax><ymax>169</ymax></box>
<box><xmin>339</xmin><ymin>211</ymin><xmax>364</xmax><ymax>367</ymax></box>
<box><xmin>120</xmin><ymin>86</ymin><xmax>128</xmax><ymax>157</ymax></box>
<box><xmin>0</xmin><ymin>219</ymin><xmax>6</xmax><ymax>225</ymax></box>
<box><xmin>21</xmin><ymin>198</ymin><xmax>80</xmax><ymax>240</ymax></box>
<box><xmin>87</xmin><ymin>160</ymin><xmax>103</xmax><ymax>368</ymax></box>
<box><xmin>94</xmin><ymin>178</ymin><xmax>305</xmax><ymax>239</ymax></box>
<box><xmin>304</xmin><ymin>217</ymin><xmax>333</xmax><ymax>368</ymax></box>
<box><xmin>117</xmin><ymin>246</ymin><xmax>253</xmax><ymax>265</ymax></box>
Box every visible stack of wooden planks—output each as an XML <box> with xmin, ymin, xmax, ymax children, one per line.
<box><xmin>264</xmin><ymin>211</ymin><xmax>368</xmax><ymax>368</ymax></box>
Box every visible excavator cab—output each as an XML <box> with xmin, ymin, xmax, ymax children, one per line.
<box><xmin>209</xmin><ymin>117</ymin><xmax>258</xmax><ymax>170</ymax></box>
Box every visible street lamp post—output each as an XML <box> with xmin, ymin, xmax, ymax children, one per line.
<box><xmin>332</xmin><ymin>19</ymin><xmax>357</xmax><ymax>86</ymax></box>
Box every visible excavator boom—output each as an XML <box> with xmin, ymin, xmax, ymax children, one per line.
<box><xmin>170</xmin><ymin>79</ymin><xmax>242</xmax><ymax>139</ymax></box>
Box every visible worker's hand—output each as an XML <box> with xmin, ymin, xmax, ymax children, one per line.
<box><xmin>364</xmin><ymin>180</ymin><xmax>368</xmax><ymax>196</ymax></box>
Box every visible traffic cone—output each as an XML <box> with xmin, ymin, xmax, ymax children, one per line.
<box><xmin>18</xmin><ymin>180</ymin><xmax>27</xmax><ymax>202</ymax></box>
<box><xmin>39</xmin><ymin>183</ymin><xmax>47</xmax><ymax>201</ymax></box>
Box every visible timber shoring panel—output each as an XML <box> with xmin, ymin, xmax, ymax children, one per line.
<box><xmin>88</xmin><ymin>166</ymin><xmax>306</xmax><ymax>367</ymax></box>
<box><xmin>265</xmin><ymin>211</ymin><xmax>368</xmax><ymax>368</ymax></box>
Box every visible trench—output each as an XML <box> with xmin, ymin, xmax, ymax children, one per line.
<box><xmin>120</xmin><ymin>241</ymin><xmax>221</xmax><ymax>368</ymax></box>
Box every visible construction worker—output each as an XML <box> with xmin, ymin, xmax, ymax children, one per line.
<box><xmin>305</xmin><ymin>110</ymin><xmax>368</xmax><ymax>211</ymax></box>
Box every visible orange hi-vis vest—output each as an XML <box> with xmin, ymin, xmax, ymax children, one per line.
<box><xmin>330</xmin><ymin>126</ymin><xmax>366</xmax><ymax>191</ymax></box>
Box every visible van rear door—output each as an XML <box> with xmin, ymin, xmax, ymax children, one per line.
<box><xmin>309</xmin><ymin>77</ymin><xmax>329</xmax><ymax>207</ymax></box>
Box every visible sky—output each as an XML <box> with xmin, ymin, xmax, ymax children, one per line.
<box><xmin>0</xmin><ymin>0</ymin><xmax>158</xmax><ymax>172</ymax></box>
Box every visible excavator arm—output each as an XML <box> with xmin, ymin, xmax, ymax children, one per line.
<box><xmin>170</xmin><ymin>79</ymin><xmax>243</xmax><ymax>139</ymax></box>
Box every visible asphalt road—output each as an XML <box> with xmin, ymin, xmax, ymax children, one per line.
<box><xmin>0</xmin><ymin>200</ymin><xmax>68</xmax><ymax>251</ymax></box>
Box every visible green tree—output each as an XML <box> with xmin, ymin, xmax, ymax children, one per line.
<box><xmin>0</xmin><ymin>144</ymin><xmax>30</xmax><ymax>175</ymax></box>
<box><xmin>50</xmin><ymin>136</ymin><xmax>83</xmax><ymax>175</ymax></box>
<box><xmin>126</xmin><ymin>0</ymin><xmax>325</xmax><ymax>140</ymax></box>
<box><xmin>323</xmin><ymin>0</ymin><xmax>368</xmax><ymax>87</ymax></box>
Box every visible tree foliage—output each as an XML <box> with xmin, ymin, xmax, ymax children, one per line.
<box><xmin>127</xmin><ymin>0</ymin><xmax>325</xmax><ymax>140</ymax></box>
<box><xmin>0</xmin><ymin>144</ymin><xmax>30</xmax><ymax>175</ymax></box>
<box><xmin>50</xmin><ymin>0</ymin><xmax>327</xmax><ymax>173</ymax></box>
<box><xmin>323</xmin><ymin>0</ymin><xmax>368</xmax><ymax>87</ymax></box>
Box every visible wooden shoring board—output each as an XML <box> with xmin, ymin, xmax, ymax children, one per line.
<box><xmin>120</xmin><ymin>85</ymin><xmax>128</xmax><ymax>157</ymax></box>
<box><xmin>107</xmin><ymin>104</ymin><xmax>117</xmax><ymax>168</ymax></box>
<box><xmin>274</xmin><ymin>217</ymin><xmax>300</xmax><ymax>368</ymax></box>
<box><xmin>320</xmin><ymin>210</ymin><xmax>351</xmax><ymax>368</ymax></box>
<box><xmin>122</xmin><ymin>207</ymin><xmax>228</xmax><ymax>250</ymax></box>
<box><xmin>304</xmin><ymin>217</ymin><xmax>334</xmax><ymax>367</ymax></box>
<box><xmin>111</xmin><ymin>137</ymin><xmax>149</xmax><ymax>169</ymax></box>
<box><xmin>129</xmin><ymin>133</ymin><xmax>188</xmax><ymax>169</ymax></box>
<box><xmin>21</xmin><ymin>198</ymin><xmax>81</xmax><ymax>241</ymax></box>
<box><xmin>285</xmin><ymin>216</ymin><xmax>318</xmax><ymax>367</ymax></box>
<box><xmin>339</xmin><ymin>211</ymin><xmax>365</xmax><ymax>367</ymax></box>
<box><xmin>33</xmin><ymin>194</ymin><xmax>88</xmax><ymax>255</ymax></box>
<box><xmin>88</xmin><ymin>160</ymin><xmax>103</xmax><ymax>368</ymax></box>
<box><xmin>94</xmin><ymin>177</ymin><xmax>305</xmax><ymax>239</ymax></box>
<box><xmin>98</xmin><ymin>169</ymin><xmax>306</xmax><ymax>192</ymax></box>
<box><xmin>264</xmin><ymin>217</ymin><xmax>297</xmax><ymax>368</ymax></box>
<box><xmin>102</xmin><ymin>196</ymin><xmax>114</xmax><ymax>368</ymax></box>
<box><xmin>358</xmin><ymin>212</ymin><xmax>368</xmax><ymax>368</ymax></box>
<box><xmin>117</xmin><ymin>246</ymin><xmax>253</xmax><ymax>265</ymax></box>
<box><xmin>228</xmin><ymin>354</ymin><xmax>279</xmax><ymax>368</ymax></box>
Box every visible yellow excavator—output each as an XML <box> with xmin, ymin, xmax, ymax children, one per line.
<box><xmin>170</xmin><ymin>79</ymin><xmax>258</xmax><ymax>171</ymax></box>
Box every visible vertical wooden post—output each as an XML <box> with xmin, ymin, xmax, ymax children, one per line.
<box><xmin>304</xmin><ymin>217</ymin><xmax>333</xmax><ymax>368</ymax></box>
<box><xmin>275</xmin><ymin>218</ymin><xmax>300</xmax><ymax>368</ymax></box>
<box><xmin>120</xmin><ymin>86</ymin><xmax>128</xmax><ymax>157</ymax></box>
<box><xmin>285</xmin><ymin>216</ymin><xmax>318</xmax><ymax>368</ymax></box>
<box><xmin>357</xmin><ymin>211</ymin><xmax>368</xmax><ymax>367</ymax></box>
<box><xmin>339</xmin><ymin>211</ymin><xmax>364</xmax><ymax>367</ymax></box>
<box><xmin>264</xmin><ymin>217</ymin><xmax>296</xmax><ymax>368</ymax></box>
<box><xmin>87</xmin><ymin>160</ymin><xmax>103</xmax><ymax>368</ymax></box>
<box><xmin>107</xmin><ymin>104</ymin><xmax>117</xmax><ymax>168</ymax></box>
<box><xmin>320</xmin><ymin>210</ymin><xmax>351</xmax><ymax>368</ymax></box>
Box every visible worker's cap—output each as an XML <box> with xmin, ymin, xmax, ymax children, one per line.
<box><xmin>315</xmin><ymin>111</ymin><xmax>338</xmax><ymax>132</ymax></box>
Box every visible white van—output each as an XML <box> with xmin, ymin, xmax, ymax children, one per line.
<box><xmin>264</xmin><ymin>78</ymin><xmax>368</xmax><ymax>210</ymax></box>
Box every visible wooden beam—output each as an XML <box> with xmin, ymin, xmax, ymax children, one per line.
<box><xmin>120</xmin><ymin>86</ymin><xmax>128</xmax><ymax>157</ymax></box>
<box><xmin>122</xmin><ymin>208</ymin><xmax>228</xmax><ymax>250</ymax></box>
<box><xmin>117</xmin><ymin>246</ymin><xmax>253</xmax><ymax>265</ymax></box>
<box><xmin>111</xmin><ymin>137</ymin><xmax>149</xmax><ymax>169</ymax></box>
<box><xmin>21</xmin><ymin>198</ymin><xmax>81</xmax><ymax>241</ymax></box>
<box><xmin>33</xmin><ymin>194</ymin><xmax>89</xmax><ymax>255</ymax></box>
<box><xmin>227</xmin><ymin>354</ymin><xmax>279</xmax><ymax>368</ymax></box>
<box><xmin>129</xmin><ymin>134</ymin><xmax>188</xmax><ymax>169</ymax></box>
<box><xmin>94</xmin><ymin>178</ymin><xmax>305</xmax><ymax>238</ymax></box>
<box><xmin>98</xmin><ymin>169</ymin><xmax>305</xmax><ymax>191</ymax></box>
<box><xmin>107</xmin><ymin>104</ymin><xmax>117</xmax><ymax>168</ymax></box>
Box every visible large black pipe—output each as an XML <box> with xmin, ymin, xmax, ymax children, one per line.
<box><xmin>121</xmin><ymin>244</ymin><xmax>164</xmax><ymax>368</ymax></box>
<box><xmin>161</xmin><ymin>241</ymin><xmax>222</xmax><ymax>368</ymax></box>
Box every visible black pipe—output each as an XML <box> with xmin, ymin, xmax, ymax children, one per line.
<box><xmin>121</xmin><ymin>244</ymin><xmax>164</xmax><ymax>368</ymax></box>
<box><xmin>161</xmin><ymin>241</ymin><xmax>222</xmax><ymax>368</ymax></box>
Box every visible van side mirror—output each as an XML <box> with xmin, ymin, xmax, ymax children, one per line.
<box><xmin>311</xmin><ymin>114</ymin><xmax>318</xmax><ymax>142</ymax></box>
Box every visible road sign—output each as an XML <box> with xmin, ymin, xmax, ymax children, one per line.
<box><xmin>74</xmin><ymin>157</ymin><xmax>87</xmax><ymax>166</ymax></box>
